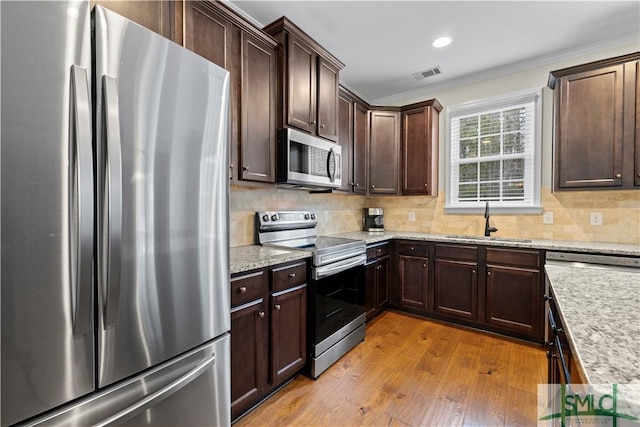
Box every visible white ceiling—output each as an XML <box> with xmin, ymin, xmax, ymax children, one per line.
<box><xmin>227</xmin><ymin>1</ymin><xmax>639</xmax><ymax>104</ymax></box>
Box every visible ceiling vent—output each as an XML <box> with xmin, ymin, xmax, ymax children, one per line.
<box><xmin>413</xmin><ymin>66</ymin><xmax>441</xmax><ymax>80</ymax></box>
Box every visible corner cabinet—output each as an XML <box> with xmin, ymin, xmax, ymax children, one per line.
<box><xmin>230</xmin><ymin>261</ymin><xmax>307</xmax><ymax>421</ymax></box>
<box><xmin>264</xmin><ymin>17</ymin><xmax>344</xmax><ymax>142</ymax></box>
<box><xmin>401</xmin><ymin>100</ymin><xmax>442</xmax><ymax>195</ymax></box>
<box><xmin>183</xmin><ymin>1</ymin><xmax>277</xmax><ymax>184</ymax></box>
<box><xmin>549</xmin><ymin>52</ymin><xmax>640</xmax><ymax>190</ymax></box>
<box><xmin>369</xmin><ymin>109</ymin><xmax>401</xmax><ymax>194</ymax></box>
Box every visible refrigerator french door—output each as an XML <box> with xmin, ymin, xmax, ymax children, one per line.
<box><xmin>1</xmin><ymin>2</ymin><xmax>231</xmax><ymax>426</ymax></box>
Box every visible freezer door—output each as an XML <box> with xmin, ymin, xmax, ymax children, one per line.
<box><xmin>93</xmin><ymin>6</ymin><xmax>231</xmax><ymax>387</ymax></box>
<box><xmin>25</xmin><ymin>334</ymin><xmax>231</xmax><ymax>427</ymax></box>
<box><xmin>1</xmin><ymin>2</ymin><xmax>95</xmax><ymax>426</ymax></box>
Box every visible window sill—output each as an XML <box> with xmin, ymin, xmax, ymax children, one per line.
<box><xmin>444</xmin><ymin>206</ymin><xmax>543</xmax><ymax>215</ymax></box>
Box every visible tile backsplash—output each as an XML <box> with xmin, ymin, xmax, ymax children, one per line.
<box><xmin>230</xmin><ymin>186</ymin><xmax>640</xmax><ymax>247</ymax></box>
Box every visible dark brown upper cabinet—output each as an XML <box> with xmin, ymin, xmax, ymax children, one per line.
<box><xmin>91</xmin><ymin>0</ymin><xmax>181</xmax><ymax>42</ymax></box>
<box><xmin>264</xmin><ymin>17</ymin><xmax>344</xmax><ymax>142</ymax></box>
<box><xmin>549</xmin><ymin>52</ymin><xmax>640</xmax><ymax>190</ymax></box>
<box><xmin>401</xmin><ymin>100</ymin><xmax>442</xmax><ymax>196</ymax></box>
<box><xmin>337</xmin><ymin>86</ymin><xmax>370</xmax><ymax>194</ymax></box>
<box><xmin>184</xmin><ymin>1</ymin><xmax>278</xmax><ymax>184</ymax></box>
<box><xmin>368</xmin><ymin>108</ymin><xmax>401</xmax><ymax>194</ymax></box>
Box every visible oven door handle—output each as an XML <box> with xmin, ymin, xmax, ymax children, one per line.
<box><xmin>314</xmin><ymin>254</ymin><xmax>366</xmax><ymax>280</ymax></box>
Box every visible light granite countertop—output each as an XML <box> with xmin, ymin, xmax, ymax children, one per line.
<box><xmin>230</xmin><ymin>245</ymin><xmax>311</xmax><ymax>275</ymax></box>
<box><xmin>326</xmin><ymin>231</ymin><xmax>640</xmax><ymax>257</ymax></box>
<box><xmin>545</xmin><ymin>264</ymin><xmax>640</xmax><ymax>384</ymax></box>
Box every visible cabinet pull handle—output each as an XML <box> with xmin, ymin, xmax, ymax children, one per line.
<box><xmin>239</xmin><ymin>286</ymin><xmax>247</xmax><ymax>293</ymax></box>
<box><xmin>258</xmin><ymin>311</ymin><xmax>265</xmax><ymax>318</ymax></box>
<box><xmin>274</xmin><ymin>304</ymin><xmax>281</xmax><ymax>311</ymax></box>
<box><xmin>615</xmin><ymin>173</ymin><xmax>622</xmax><ymax>178</ymax></box>
<box><xmin>289</xmin><ymin>273</ymin><xmax>296</xmax><ymax>278</ymax></box>
<box><xmin>242</xmin><ymin>165</ymin><xmax>250</xmax><ymax>171</ymax></box>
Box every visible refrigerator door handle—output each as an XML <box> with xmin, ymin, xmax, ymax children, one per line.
<box><xmin>102</xmin><ymin>75</ymin><xmax>123</xmax><ymax>328</ymax></box>
<box><xmin>70</xmin><ymin>65</ymin><xmax>94</xmax><ymax>336</ymax></box>
<box><xmin>95</xmin><ymin>353</ymin><xmax>217</xmax><ymax>427</ymax></box>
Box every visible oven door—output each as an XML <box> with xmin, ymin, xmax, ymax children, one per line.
<box><xmin>277</xmin><ymin>127</ymin><xmax>342</xmax><ymax>188</ymax></box>
<box><xmin>309</xmin><ymin>263</ymin><xmax>365</xmax><ymax>356</ymax></box>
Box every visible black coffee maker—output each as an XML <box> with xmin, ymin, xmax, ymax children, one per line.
<box><xmin>363</xmin><ymin>208</ymin><xmax>384</xmax><ymax>232</ymax></box>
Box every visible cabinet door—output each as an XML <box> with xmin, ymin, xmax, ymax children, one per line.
<box><xmin>231</xmin><ymin>299</ymin><xmax>268</xmax><ymax>420</ymax></box>
<box><xmin>271</xmin><ymin>285</ymin><xmax>307</xmax><ymax>385</ymax></box>
<box><xmin>240</xmin><ymin>32</ymin><xmax>277</xmax><ymax>182</ymax></box>
<box><xmin>317</xmin><ymin>57</ymin><xmax>339</xmax><ymax>141</ymax></box>
<box><xmin>369</xmin><ymin>110</ymin><xmax>400</xmax><ymax>194</ymax></box>
<box><xmin>434</xmin><ymin>260</ymin><xmax>478</xmax><ymax>320</ymax></box>
<box><xmin>556</xmin><ymin>64</ymin><xmax>624</xmax><ymax>188</ymax></box>
<box><xmin>634</xmin><ymin>61</ymin><xmax>640</xmax><ymax>187</ymax></box>
<box><xmin>287</xmin><ymin>34</ymin><xmax>317</xmax><ymax>134</ymax></box>
<box><xmin>486</xmin><ymin>266</ymin><xmax>541</xmax><ymax>337</ymax></box>
<box><xmin>402</xmin><ymin>106</ymin><xmax>437</xmax><ymax>195</ymax></box>
<box><xmin>183</xmin><ymin>2</ymin><xmax>237</xmax><ymax>181</ymax></box>
<box><xmin>337</xmin><ymin>91</ymin><xmax>354</xmax><ymax>192</ymax></box>
<box><xmin>398</xmin><ymin>256</ymin><xmax>428</xmax><ymax>311</ymax></box>
<box><xmin>376</xmin><ymin>256</ymin><xmax>390</xmax><ymax>310</ymax></box>
<box><xmin>353</xmin><ymin>102</ymin><xmax>368</xmax><ymax>194</ymax></box>
<box><xmin>365</xmin><ymin>261</ymin><xmax>377</xmax><ymax>319</ymax></box>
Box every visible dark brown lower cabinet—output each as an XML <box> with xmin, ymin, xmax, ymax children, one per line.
<box><xmin>271</xmin><ymin>285</ymin><xmax>307</xmax><ymax>385</ymax></box>
<box><xmin>365</xmin><ymin>243</ymin><xmax>390</xmax><ymax>320</ymax></box>
<box><xmin>433</xmin><ymin>244</ymin><xmax>478</xmax><ymax>321</ymax></box>
<box><xmin>397</xmin><ymin>242</ymin><xmax>429</xmax><ymax>312</ymax></box>
<box><xmin>485</xmin><ymin>248</ymin><xmax>543</xmax><ymax>341</ymax></box>
<box><xmin>230</xmin><ymin>261</ymin><xmax>307</xmax><ymax>421</ymax></box>
<box><xmin>230</xmin><ymin>299</ymin><xmax>267</xmax><ymax>420</ymax></box>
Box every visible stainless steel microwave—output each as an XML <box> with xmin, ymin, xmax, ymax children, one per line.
<box><xmin>277</xmin><ymin>128</ymin><xmax>342</xmax><ymax>189</ymax></box>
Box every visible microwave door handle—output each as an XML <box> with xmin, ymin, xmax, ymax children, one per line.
<box><xmin>327</xmin><ymin>148</ymin><xmax>336</xmax><ymax>182</ymax></box>
<box><xmin>70</xmin><ymin>65</ymin><xmax>94</xmax><ymax>336</ymax></box>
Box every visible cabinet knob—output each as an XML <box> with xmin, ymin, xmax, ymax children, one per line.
<box><xmin>351</xmin><ymin>182</ymin><xmax>354</xmax><ymax>186</ymax></box>
<box><xmin>258</xmin><ymin>311</ymin><xmax>265</xmax><ymax>318</ymax></box>
<box><xmin>472</xmin><ymin>269</ymin><xmax>476</xmax><ymax>274</ymax></box>
<box><xmin>487</xmin><ymin>271</ymin><xmax>491</xmax><ymax>276</ymax></box>
<box><xmin>424</xmin><ymin>184</ymin><xmax>428</xmax><ymax>187</ymax></box>
<box><xmin>410</xmin><ymin>246</ymin><xmax>414</xmax><ymax>251</ymax></box>
<box><xmin>289</xmin><ymin>273</ymin><xmax>296</xmax><ymax>278</ymax></box>
<box><xmin>320</xmin><ymin>124</ymin><xmax>325</xmax><ymax>128</ymax></box>
<box><xmin>377</xmin><ymin>248</ymin><xmax>382</xmax><ymax>253</ymax></box>
<box><xmin>615</xmin><ymin>173</ymin><xmax>622</xmax><ymax>179</ymax></box>
<box><xmin>274</xmin><ymin>304</ymin><xmax>281</xmax><ymax>311</ymax></box>
<box><xmin>355</xmin><ymin>183</ymin><xmax>360</xmax><ymax>187</ymax></box>
<box><xmin>637</xmin><ymin>172</ymin><xmax>640</xmax><ymax>177</ymax></box>
<box><xmin>312</xmin><ymin>120</ymin><xmax>317</xmax><ymax>125</ymax></box>
<box><xmin>423</xmin><ymin>263</ymin><xmax>426</xmax><ymax>268</ymax></box>
<box><xmin>242</xmin><ymin>165</ymin><xmax>250</xmax><ymax>171</ymax></box>
<box><xmin>371</xmin><ymin>184</ymin><xmax>375</xmax><ymax>189</ymax></box>
<box><xmin>239</xmin><ymin>286</ymin><xmax>247</xmax><ymax>293</ymax></box>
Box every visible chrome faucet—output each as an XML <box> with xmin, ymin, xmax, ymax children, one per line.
<box><xmin>484</xmin><ymin>201</ymin><xmax>498</xmax><ymax>237</ymax></box>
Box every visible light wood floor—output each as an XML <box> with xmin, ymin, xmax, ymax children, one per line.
<box><xmin>235</xmin><ymin>311</ymin><xmax>547</xmax><ymax>427</ymax></box>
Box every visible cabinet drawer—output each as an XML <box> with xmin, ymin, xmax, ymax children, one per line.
<box><xmin>271</xmin><ymin>261</ymin><xmax>307</xmax><ymax>292</ymax></box>
<box><xmin>486</xmin><ymin>248</ymin><xmax>540</xmax><ymax>268</ymax></box>
<box><xmin>398</xmin><ymin>242</ymin><xmax>428</xmax><ymax>258</ymax></box>
<box><xmin>231</xmin><ymin>270</ymin><xmax>268</xmax><ymax>307</ymax></box>
<box><xmin>435</xmin><ymin>244</ymin><xmax>477</xmax><ymax>261</ymax></box>
<box><xmin>367</xmin><ymin>243</ymin><xmax>389</xmax><ymax>260</ymax></box>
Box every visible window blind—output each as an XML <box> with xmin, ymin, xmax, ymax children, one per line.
<box><xmin>446</xmin><ymin>89</ymin><xmax>541</xmax><ymax>212</ymax></box>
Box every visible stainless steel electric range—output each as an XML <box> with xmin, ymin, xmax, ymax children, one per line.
<box><xmin>255</xmin><ymin>211</ymin><xmax>366</xmax><ymax>378</ymax></box>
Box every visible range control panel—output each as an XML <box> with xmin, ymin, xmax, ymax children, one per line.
<box><xmin>255</xmin><ymin>211</ymin><xmax>318</xmax><ymax>231</ymax></box>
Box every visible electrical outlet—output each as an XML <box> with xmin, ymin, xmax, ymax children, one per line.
<box><xmin>408</xmin><ymin>212</ymin><xmax>416</xmax><ymax>222</ymax></box>
<box><xmin>543</xmin><ymin>211</ymin><xmax>554</xmax><ymax>224</ymax></box>
<box><xmin>590</xmin><ymin>212</ymin><xmax>603</xmax><ymax>226</ymax></box>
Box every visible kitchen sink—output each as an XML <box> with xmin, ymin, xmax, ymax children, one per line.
<box><xmin>445</xmin><ymin>235</ymin><xmax>532</xmax><ymax>243</ymax></box>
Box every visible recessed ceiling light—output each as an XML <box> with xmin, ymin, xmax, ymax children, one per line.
<box><xmin>432</xmin><ymin>36</ymin><xmax>452</xmax><ymax>48</ymax></box>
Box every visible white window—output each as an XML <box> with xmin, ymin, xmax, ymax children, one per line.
<box><xmin>445</xmin><ymin>88</ymin><xmax>542</xmax><ymax>214</ymax></box>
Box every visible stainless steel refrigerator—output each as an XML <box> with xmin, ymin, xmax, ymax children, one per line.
<box><xmin>1</xmin><ymin>1</ymin><xmax>231</xmax><ymax>425</ymax></box>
